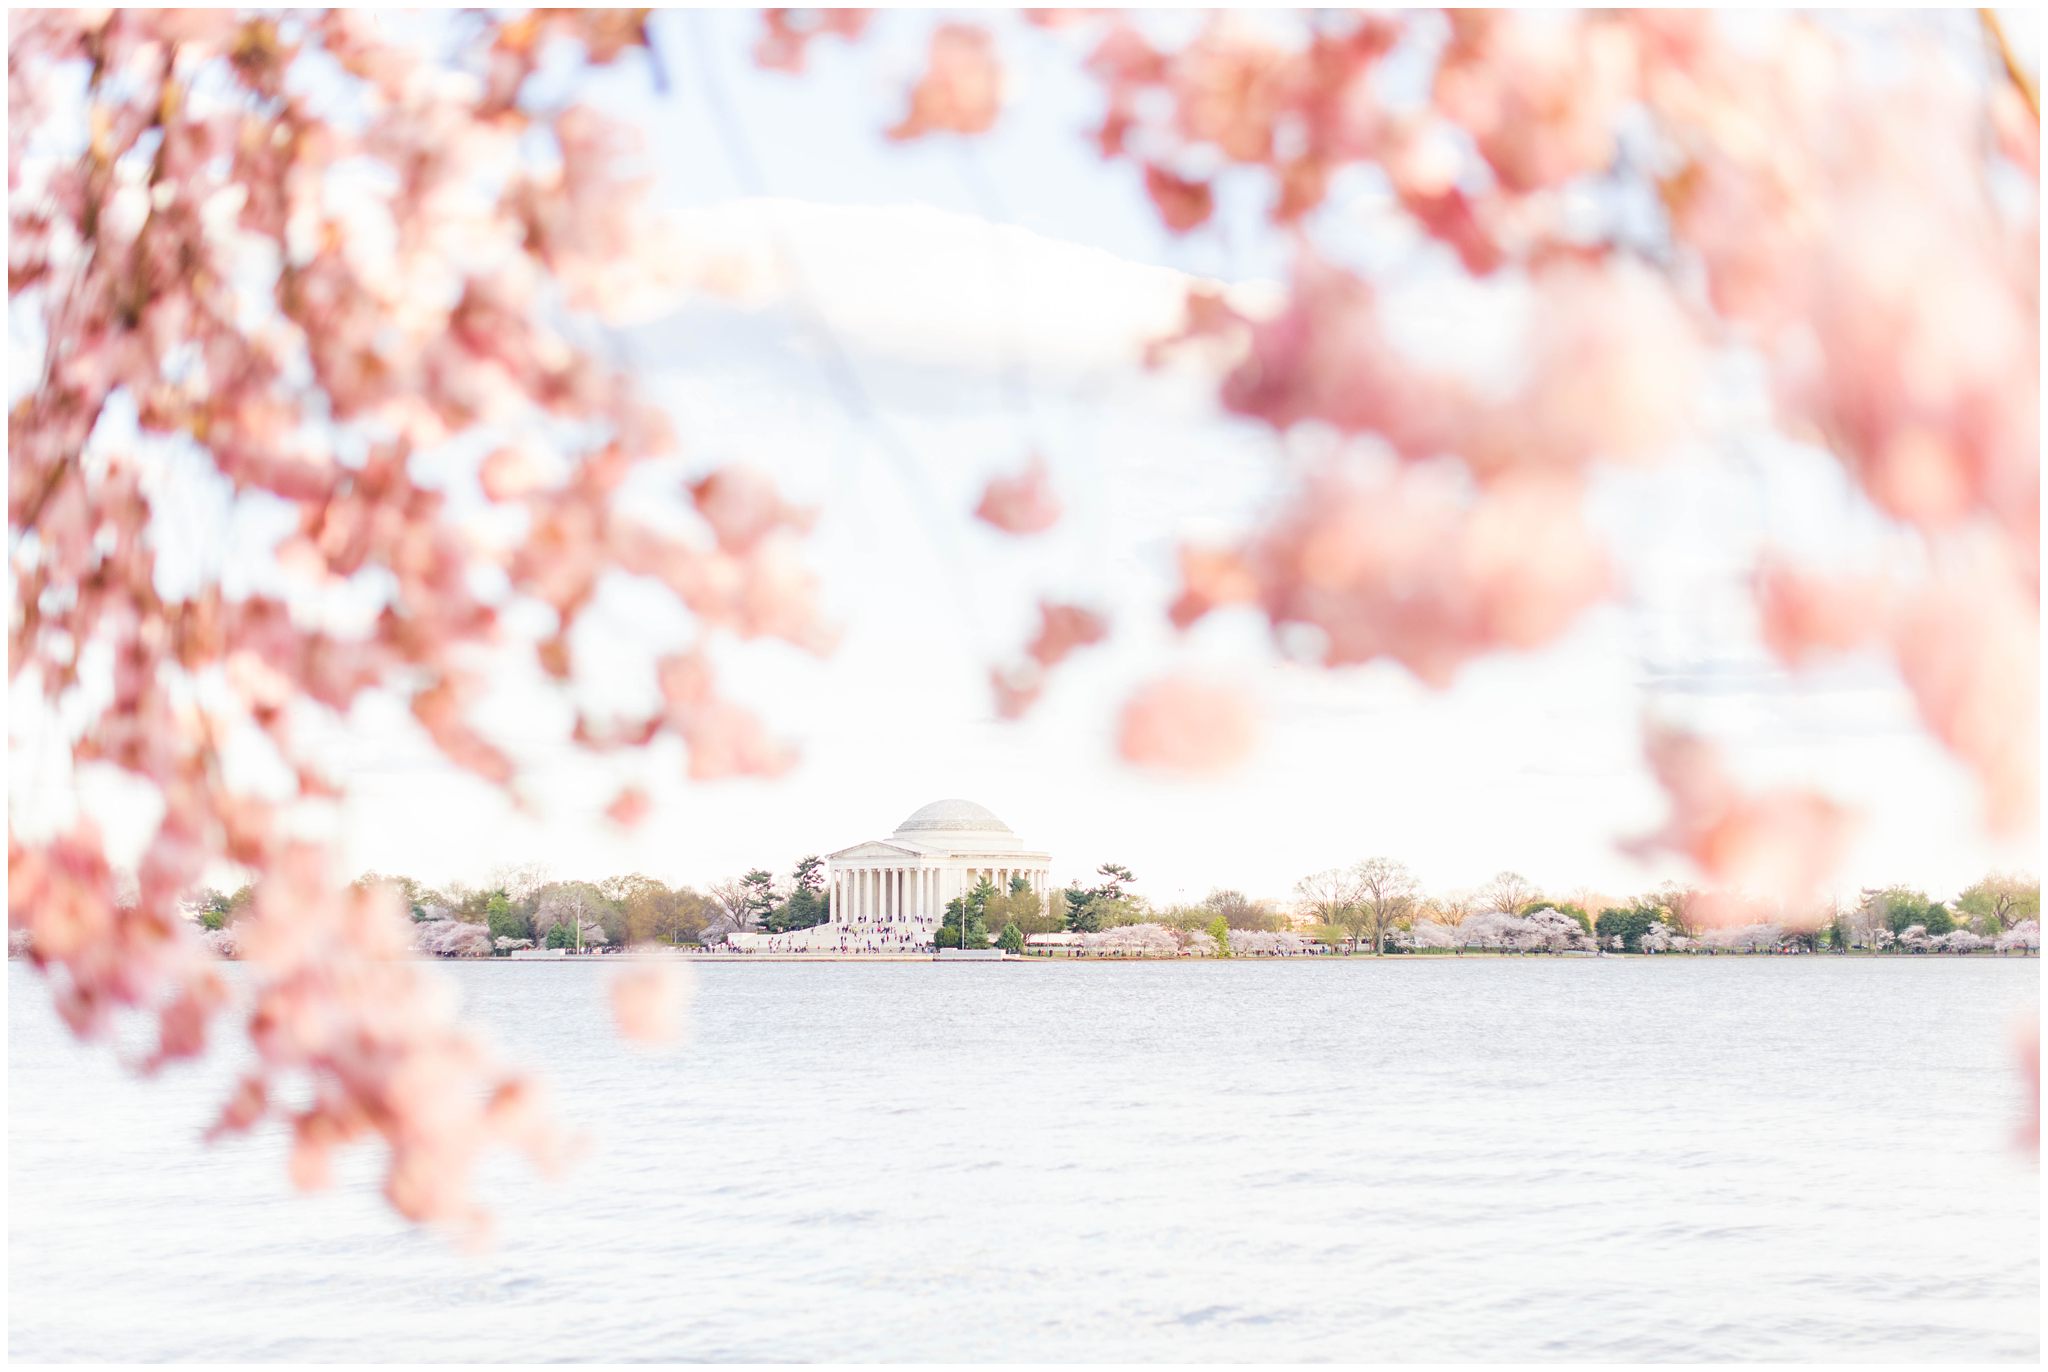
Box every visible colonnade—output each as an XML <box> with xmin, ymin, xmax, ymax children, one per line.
<box><xmin>828</xmin><ymin>865</ymin><xmax>1051</xmax><ymax>925</ymax></box>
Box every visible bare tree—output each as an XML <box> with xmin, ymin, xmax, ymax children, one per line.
<box><xmin>533</xmin><ymin>883</ymin><xmax>610</xmax><ymax>951</ymax></box>
<box><xmin>1295</xmin><ymin>867</ymin><xmax>1364</xmax><ymax>951</ymax></box>
<box><xmin>654</xmin><ymin>888</ymin><xmax>715</xmax><ymax>946</ymax></box>
<box><xmin>706</xmin><ymin>876</ymin><xmax>758</xmax><ymax>940</ymax></box>
<box><xmin>490</xmin><ymin>861</ymin><xmax>550</xmax><ymax>903</ymax></box>
<box><xmin>1656</xmin><ymin>884</ymin><xmax>1706</xmax><ymax>938</ymax></box>
<box><xmin>1482</xmin><ymin>871</ymin><xmax>1539</xmax><ymax>917</ymax></box>
<box><xmin>1352</xmin><ymin>857</ymin><xmax>1420</xmax><ymax>956</ymax></box>
<box><xmin>1203</xmin><ymin>888</ymin><xmax>1274</xmax><ymax>931</ymax></box>
<box><xmin>1425</xmin><ymin>890</ymin><xmax>1477</xmax><ymax>934</ymax></box>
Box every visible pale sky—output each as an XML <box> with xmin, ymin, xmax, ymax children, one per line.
<box><xmin>8</xmin><ymin>11</ymin><xmax>2037</xmax><ymax>908</ymax></box>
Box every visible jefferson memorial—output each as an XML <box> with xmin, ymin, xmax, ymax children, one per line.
<box><xmin>732</xmin><ymin>799</ymin><xmax>1051</xmax><ymax>953</ymax></box>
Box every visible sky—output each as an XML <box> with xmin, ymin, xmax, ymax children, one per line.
<box><xmin>9</xmin><ymin>10</ymin><xmax>2039</xmax><ymax>908</ymax></box>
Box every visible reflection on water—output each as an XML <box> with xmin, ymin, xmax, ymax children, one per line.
<box><xmin>7</xmin><ymin>958</ymin><xmax>2039</xmax><ymax>1361</ymax></box>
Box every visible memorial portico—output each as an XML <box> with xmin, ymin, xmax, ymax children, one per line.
<box><xmin>824</xmin><ymin>799</ymin><xmax>1051</xmax><ymax>946</ymax></box>
<box><xmin>731</xmin><ymin>799</ymin><xmax>1050</xmax><ymax>952</ymax></box>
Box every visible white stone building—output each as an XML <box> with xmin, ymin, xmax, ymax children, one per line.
<box><xmin>733</xmin><ymin>799</ymin><xmax>1050</xmax><ymax>953</ymax></box>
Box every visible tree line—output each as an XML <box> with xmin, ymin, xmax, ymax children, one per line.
<box><xmin>1015</xmin><ymin>862</ymin><xmax>2040</xmax><ymax>957</ymax></box>
<box><xmin>178</xmin><ymin>861</ymin><xmax>2039</xmax><ymax>959</ymax></box>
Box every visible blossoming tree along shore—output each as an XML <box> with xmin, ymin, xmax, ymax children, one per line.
<box><xmin>7</xmin><ymin>10</ymin><xmax>2036</xmax><ymax>1228</ymax></box>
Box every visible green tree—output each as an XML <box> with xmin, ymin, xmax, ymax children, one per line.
<box><xmin>997</xmin><ymin>922</ymin><xmax>1025</xmax><ymax>954</ymax></box>
<box><xmin>1094</xmin><ymin>863</ymin><xmax>1135</xmax><ymax>898</ymax></box>
<box><xmin>659</xmin><ymin>888</ymin><xmax>715</xmax><ymax>945</ymax></box>
<box><xmin>766</xmin><ymin>857</ymin><xmax>829</xmax><ymax>933</ymax></box>
<box><xmin>741</xmin><ymin>868</ymin><xmax>779</xmax><ymax>926</ymax></box>
<box><xmin>1824</xmin><ymin>903</ymin><xmax>1852</xmax><ymax>952</ymax></box>
<box><xmin>1208</xmin><ymin>915</ymin><xmax>1233</xmax><ymax>958</ymax></box>
<box><xmin>188</xmin><ymin>886</ymin><xmax>239</xmax><ymax>931</ymax></box>
<box><xmin>484</xmin><ymin>890</ymin><xmax>528</xmax><ymax>946</ymax></box>
<box><xmin>603</xmin><ymin>873</ymin><xmax>671</xmax><ymax>944</ymax></box>
<box><xmin>991</xmin><ymin>876</ymin><xmax>1062</xmax><ymax>936</ymax></box>
<box><xmin>1866</xmin><ymin>887</ymin><xmax>1954</xmax><ymax>938</ymax></box>
<box><xmin>1595</xmin><ymin>903</ymin><xmax>1666</xmax><ymax>952</ymax></box>
<box><xmin>1956</xmin><ymin>873</ymin><xmax>2040</xmax><ymax>933</ymax></box>
<box><xmin>1062</xmin><ymin>863</ymin><xmax>1138</xmax><ymax>932</ymax></box>
<box><xmin>1075</xmin><ymin>893</ymin><xmax>1145</xmax><ymax>929</ymax></box>
<box><xmin>532</xmin><ymin>882</ymin><xmax>614</xmax><ymax>951</ymax></box>
<box><xmin>188</xmin><ymin>886</ymin><xmax>237</xmax><ymax>932</ymax></box>
<box><xmin>936</xmin><ymin>889</ymin><xmax>991</xmax><ymax>950</ymax></box>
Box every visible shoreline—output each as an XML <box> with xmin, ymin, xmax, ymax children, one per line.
<box><xmin>455</xmin><ymin>949</ymin><xmax>2042</xmax><ymax>965</ymax></box>
<box><xmin>15</xmin><ymin>949</ymin><xmax>2034</xmax><ymax>967</ymax></box>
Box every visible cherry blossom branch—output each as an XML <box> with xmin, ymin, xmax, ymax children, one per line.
<box><xmin>1980</xmin><ymin>8</ymin><xmax>2040</xmax><ymax>120</ymax></box>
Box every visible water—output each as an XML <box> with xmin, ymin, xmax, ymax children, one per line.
<box><xmin>7</xmin><ymin>957</ymin><xmax>2039</xmax><ymax>1361</ymax></box>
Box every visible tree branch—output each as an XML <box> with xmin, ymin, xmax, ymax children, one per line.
<box><xmin>1980</xmin><ymin>8</ymin><xmax>2039</xmax><ymax>121</ymax></box>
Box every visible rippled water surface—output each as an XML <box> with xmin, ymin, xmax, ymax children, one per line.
<box><xmin>8</xmin><ymin>957</ymin><xmax>2040</xmax><ymax>1361</ymax></box>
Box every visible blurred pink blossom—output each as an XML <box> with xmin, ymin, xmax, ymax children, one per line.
<box><xmin>1117</xmin><ymin>676</ymin><xmax>1257</xmax><ymax>774</ymax></box>
<box><xmin>1626</xmin><ymin>725</ymin><xmax>1856</xmax><ymax>903</ymax></box>
<box><xmin>610</xmin><ymin>962</ymin><xmax>694</xmax><ymax>1047</ymax></box>
<box><xmin>974</xmin><ymin>456</ymin><xmax>1063</xmax><ymax>535</ymax></box>
<box><xmin>888</xmin><ymin>23</ymin><xmax>1002</xmax><ymax>140</ymax></box>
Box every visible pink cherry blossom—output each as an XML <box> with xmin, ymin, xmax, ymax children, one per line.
<box><xmin>10</xmin><ymin>9</ymin><xmax>824</xmax><ymax>1231</ymax></box>
<box><xmin>1027</xmin><ymin>602</ymin><xmax>1110</xmax><ymax>668</ymax></box>
<box><xmin>610</xmin><ymin>962</ymin><xmax>693</xmax><ymax>1046</ymax></box>
<box><xmin>1117</xmin><ymin>676</ymin><xmax>1257</xmax><ymax>774</ymax></box>
<box><xmin>1754</xmin><ymin>562</ymin><xmax>1895</xmax><ymax>667</ymax></box>
<box><xmin>606</xmin><ymin>787</ymin><xmax>651</xmax><ymax>829</ymax></box>
<box><xmin>1626</xmin><ymin>725</ymin><xmax>1856</xmax><ymax>902</ymax></box>
<box><xmin>974</xmin><ymin>455</ymin><xmax>1062</xmax><ymax>535</ymax></box>
<box><xmin>14</xmin><ymin>7</ymin><xmax>2040</xmax><ymax>1234</ymax></box>
<box><xmin>1143</xmin><ymin>165</ymin><xmax>1215</xmax><ymax>234</ymax></box>
<box><xmin>754</xmin><ymin>9</ymin><xmax>870</xmax><ymax>74</ymax></box>
<box><xmin>1754</xmin><ymin>558</ymin><xmax>2038</xmax><ymax>834</ymax></box>
<box><xmin>1174</xmin><ymin>465</ymin><xmax>1608</xmax><ymax>687</ymax></box>
<box><xmin>989</xmin><ymin>601</ymin><xmax>1109</xmax><ymax>719</ymax></box>
<box><xmin>888</xmin><ymin>23</ymin><xmax>1002</xmax><ymax>141</ymax></box>
<box><xmin>1892</xmin><ymin>573</ymin><xmax>2039</xmax><ymax>836</ymax></box>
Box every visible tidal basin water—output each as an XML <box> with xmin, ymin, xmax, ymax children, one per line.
<box><xmin>7</xmin><ymin>957</ymin><xmax>2039</xmax><ymax>1362</ymax></box>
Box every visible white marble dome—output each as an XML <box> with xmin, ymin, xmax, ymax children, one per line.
<box><xmin>892</xmin><ymin>798</ymin><xmax>1022</xmax><ymax>851</ymax></box>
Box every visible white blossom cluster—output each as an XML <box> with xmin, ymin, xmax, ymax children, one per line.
<box><xmin>1996</xmin><ymin>920</ymin><xmax>2040</xmax><ymax>952</ymax></box>
<box><xmin>1224</xmin><ymin>929</ymin><xmax>1313</xmax><ymax>955</ymax></box>
<box><xmin>414</xmin><ymin>918</ymin><xmax>492</xmax><ymax>958</ymax></box>
<box><xmin>1702</xmin><ymin>923</ymin><xmax>1786</xmax><ymax>953</ymax></box>
<box><xmin>1386</xmin><ymin>912</ymin><xmax>1600</xmax><ymax>952</ymax></box>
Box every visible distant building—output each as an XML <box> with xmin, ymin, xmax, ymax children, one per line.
<box><xmin>731</xmin><ymin>799</ymin><xmax>1051</xmax><ymax>953</ymax></box>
